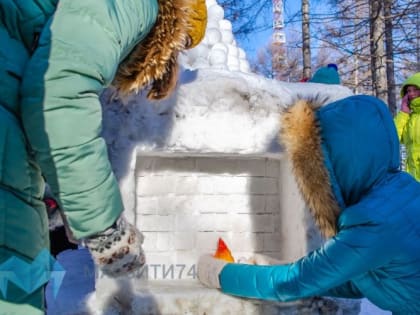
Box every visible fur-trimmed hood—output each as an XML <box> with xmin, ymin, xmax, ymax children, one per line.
<box><xmin>113</xmin><ymin>0</ymin><xmax>207</xmax><ymax>100</ymax></box>
<box><xmin>279</xmin><ymin>95</ymin><xmax>400</xmax><ymax>238</ymax></box>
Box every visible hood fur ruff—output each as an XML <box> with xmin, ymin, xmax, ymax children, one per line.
<box><xmin>113</xmin><ymin>0</ymin><xmax>197</xmax><ymax>100</ymax></box>
<box><xmin>279</xmin><ymin>99</ymin><xmax>340</xmax><ymax>238</ymax></box>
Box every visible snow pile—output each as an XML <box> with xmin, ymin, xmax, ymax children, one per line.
<box><xmin>179</xmin><ymin>0</ymin><xmax>250</xmax><ymax>73</ymax></box>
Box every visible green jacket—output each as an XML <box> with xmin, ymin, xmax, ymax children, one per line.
<box><xmin>394</xmin><ymin>72</ymin><xmax>420</xmax><ymax>181</ymax></box>
<box><xmin>0</xmin><ymin>0</ymin><xmax>158</xmax><ymax>260</ymax></box>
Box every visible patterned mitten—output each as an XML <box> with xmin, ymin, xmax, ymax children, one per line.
<box><xmin>84</xmin><ymin>216</ymin><xmax>146</xmax><ymax>277</ymax></box>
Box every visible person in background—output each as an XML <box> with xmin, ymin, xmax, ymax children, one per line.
<box><xmin>394</xmin><ymin>72</ymin><xmax>420</xmax><ymax>180</ymax></box>
<box><xmin>309</xmin><ymin>63</ymin><xmax>341</xmax><ymax>84</ymax></box>
<box><xmin>198</xmin><ymin>95</ymin><xmax>420</xmax><ymax>314</ymax></box>
<box><xmin>0</xmin><ymin>0</ymin><xmax>207</xmax><ymax>313</ymax></box>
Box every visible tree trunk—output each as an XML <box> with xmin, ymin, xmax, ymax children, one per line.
<box><xmin>384</xmin><ymin>0</ymin><xmax>396</xmax><ymax>115</ymax></box>
<box><xmin>302</xmin><ymin>0</ymin><xmax>311</xmax><ymax>80</ymax></box>
<box><xmin>353</xmin><ymin>0</ymin><xmax>363</xmax><ymax>94</ymax></box>
<box><xmin>369</xmin><ymin>0</ymin><xmax>387</xmax><ymax>102</ymax></box>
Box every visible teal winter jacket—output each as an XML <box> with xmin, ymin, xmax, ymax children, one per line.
<box><xmin>219</xmin><ymin>96</ymin><xmax>420</xmax><ymax>314</ymax></box>
<box><xmin>0</xmin><ymin>0</ymin><xmax>158</xmax><ymax>259</ymax></box>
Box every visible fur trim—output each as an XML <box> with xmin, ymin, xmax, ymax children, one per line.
<box><xmin>279</xmin><ymin>99</ymin><xmax>340</xmax><ymax>238</ymax></box>
<box><xmin>113</xmin><ymin>0</ymin><xmax>196</xmax><ymax>100</ymax></box>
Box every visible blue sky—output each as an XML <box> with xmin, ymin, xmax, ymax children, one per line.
<box><xmin>236</xmin><ymin>1</ymin><xmax>301</xmax><ymax>60</ymax></box>
<box><xmin>235</xmin><ymin>1</ymin><xmax>331</xmax><ymax>61</ymax></box>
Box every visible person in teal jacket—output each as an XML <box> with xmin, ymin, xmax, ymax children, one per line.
<box><xmin>0</xmin><ymin>0</ymin><xmax>207</xmax><ymax>313</ymax></box>
<box><xmin>198</xmin><ymin>95</ymin><xmax>420</xmax><ymax>314</ymax></box>
<box><xmin>394</xmin><ymin>72</ymin><xmax>420</xmax><ymax>180</ymax></box>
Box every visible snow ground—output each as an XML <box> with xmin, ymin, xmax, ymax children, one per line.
<box><xmin>46</xmin><ymin>249</ymin><xmax>392</xmax><ymax>315</ymax></box>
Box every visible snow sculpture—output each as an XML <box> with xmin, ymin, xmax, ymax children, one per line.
<box><xmin>83</xmin><ymin>1</ymin><xmax>360</xmax><ymax>315</ymax></box>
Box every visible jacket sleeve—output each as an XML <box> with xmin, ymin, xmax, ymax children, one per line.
<box><xmin>320</xmin><ymin>281</ymin><xmax>363</xmax><ymax>298</ymax></box>
<box><xmin>19</xmin><ymin>0</ymin><xmax>156</xmax><ymax>239</ymax></box>
<box><xmin>219</xmin><ymin>223</ymin><xmax>389</xmax><ymax>302</ymax></box>
<box><xmin>394</xmin><ymin>111</ymin><xmax>409</xmax><ymax>142</ymax></box>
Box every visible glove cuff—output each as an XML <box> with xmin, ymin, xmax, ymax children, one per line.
<box><xmin>85</xmin><ymin>217</ymin><xmax>146</xmax><ymax>277</ymax></box>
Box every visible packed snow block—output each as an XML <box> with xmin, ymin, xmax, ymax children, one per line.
<box><xmin>92</xmin><ymin>69</ymin><xmax>361</xmax><ymax>314</ymax></box>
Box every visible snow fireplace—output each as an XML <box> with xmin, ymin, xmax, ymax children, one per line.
<box><xmin>95</xmin><ymin>151</ymin><xmax>322</xmax><ymax>314</ymax></box>
<box><xmin>90</xmin><ymin>71</ymin><xmax>360</xmax><ymax>314</ymax></box>
<box><xmin>93</xmin><ymin>153</ymin><xmax>359</xmax><ymax>315</ymax></box>
<box><xmin>134</xmin><ymin>154</ymin><xmax>313</xmax><ymax>279</ymax></box>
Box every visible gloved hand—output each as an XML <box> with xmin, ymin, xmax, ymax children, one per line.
<box><xmin>83</xmin><ymin>216</ymin><xmax>146</xmax><ymax>277</ymax></box>
<box><xmin>197</xmin><ymin>254</ymin><xmax>228</xmax><ymax>289</ymax></box>
<box><xmin>401</xmin><ymin>94</ymin><xmax>411</xmax><ymax>113</ymax></box>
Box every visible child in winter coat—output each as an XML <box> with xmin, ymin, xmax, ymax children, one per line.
<box><xmin>198</xmin><ymin>95</ymin><xmax>420</xmax><ymax>314</ymax></box>
<box><xmin>0</xmin><ymin>0</ymin><xmax>206</xmax><ymax>313</ymax></box>
<box><xmin>394</xmin><ymin>72</ymin><xmax>420</xmax><ymax>180</ymax></box>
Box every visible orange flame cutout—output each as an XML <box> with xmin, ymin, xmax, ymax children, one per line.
<box><xmin>213</xmin><ymin>238</ymin><xmax>235</xmax><ymax>262</ymax></box>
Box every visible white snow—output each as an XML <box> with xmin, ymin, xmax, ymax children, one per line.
<box><xmin>101</xmin><ymin>69</ymin><xmax>351</xmax><ymax>186</ymax></box>
<box><xmin>45</xmin><ymin>249</ymin><xmax>391</xmax><ymax>315</ymax></box>
<box><xmin>44</xmin><ymin>1</ymin><xmax>391</xmax><ymax>314</ymax></box>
